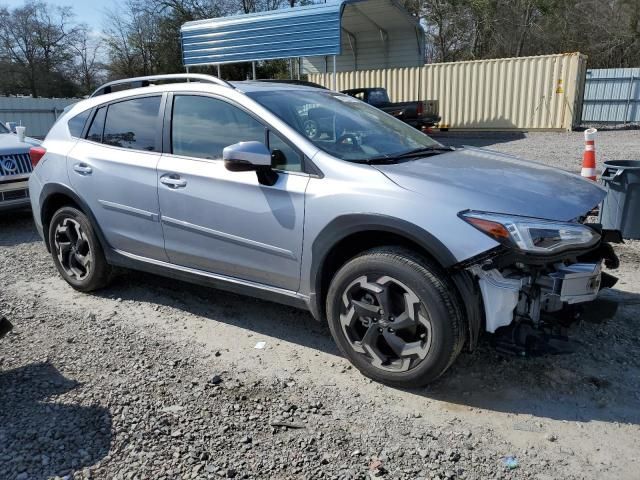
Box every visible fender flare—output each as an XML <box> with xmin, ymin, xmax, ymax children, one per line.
<box><xmin>39</xmin><ymin>183</ymin><xmax>110</xmax><ymax>254</ymax></box>
<box><xmin>308</xmin><ymin>214</ymin><xmax>458</xmax><ymax>320</ymax></box>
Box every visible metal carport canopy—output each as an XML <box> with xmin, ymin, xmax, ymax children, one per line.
<box><xmin>180</xmin><ymin>0</ymin><xmax>423</xmax><ymax>67</ymax></box>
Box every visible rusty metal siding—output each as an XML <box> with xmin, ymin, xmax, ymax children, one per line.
<box><xmin>582</xmin><ymin>68</ymin><xmax>640</xmax><ymax>124</ymax></box>
<box><xmin>309</xmin><ymin>53</ymin><xmax>586</xmax><ymax>131</ymax></box>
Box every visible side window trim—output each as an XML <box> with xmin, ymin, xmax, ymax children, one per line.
<box><xmin>81</xmin><ymin>107</ymin><xmax>96</xmax><ymax>139</ymax></box>
<box><xmin>84</xmin><ymin>106</ymin><xmax>106</xmax><ymax>143</ymax></box>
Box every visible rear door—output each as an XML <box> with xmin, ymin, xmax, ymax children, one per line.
<box><xmin>67</xmin><ymin>94</ymin><xmax>167</xmax><ymax>260</ymax></box>
<box><xmin>156</xmin><ymin>93</ymin><xmax>309</xmax><ymax>291</ymax></box>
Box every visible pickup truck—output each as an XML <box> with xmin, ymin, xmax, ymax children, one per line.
<box><xmin>341</xmin><ymin>87</ymin><xmax>440</xmax><ymax>130</ymax></box>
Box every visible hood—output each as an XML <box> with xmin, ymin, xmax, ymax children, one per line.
<box><xmin>375</xmin><ymin>146</ymin><xmax>606</xmax><ymax>222</ymax></box>
<box><xmin>0</xmin><ymin>133</ymin><xmax>41</xmax><ymax>155</ymax></box>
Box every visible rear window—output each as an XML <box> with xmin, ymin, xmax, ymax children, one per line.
<box><xmin>102</xmin><ymin>96</ymin><xmax>161</xmax><ymax>152</ymax></box>
<box><xmin>68</xmin><ymin>110</ymin><xmax>91</xmax><ymax>138</ymax></box>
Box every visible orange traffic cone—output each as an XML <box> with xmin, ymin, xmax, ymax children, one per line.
<box><xmin>581</xmin><ymin>128</ymin><xmax>597</xmax><ymax>181</ymax></box>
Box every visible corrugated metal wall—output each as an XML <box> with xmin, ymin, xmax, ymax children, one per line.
<box><xmin>0</xmin><ymin>97</ymin><xmax>79</xmax><ymax>138</ymax></box>
<box><xmin>181</xmin><ymin>3</ymin><xmax>344</xmax><ymax>66</ymax></box>
<box><xmin>582</xmin><ymin>68</ymin><xmax>640</xmax><ymax>124</ymax></box>
<box><xmin>303</xmin><ymin>0</ymin><xmax>424</xmax><ymax>73</ymax></box>
<box><xmin>309</xmin><ymin>53</ymin><xmax>587</xmax><ymax>131</ymax></box>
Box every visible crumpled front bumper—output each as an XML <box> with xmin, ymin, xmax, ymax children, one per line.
<box><xmin>471</xmin><ymin>261</ymin><xmax>605</xmax><ymax>333</ymax></box>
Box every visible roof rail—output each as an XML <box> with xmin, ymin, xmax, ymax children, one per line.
<box><xmin>90</xmin><ymin>74</ymin><xmax>234</xmax><ymax>98</ymax></box>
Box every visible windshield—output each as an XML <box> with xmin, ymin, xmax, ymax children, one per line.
<box><xmin>0</xmin><ymin>122</ymin><xmax>9</xmax><ymax>134</ymax></box>
<box><xmin>247</xmin><ymin>90</ymin><xmax>442</xmax><ymax>162</ymax></box>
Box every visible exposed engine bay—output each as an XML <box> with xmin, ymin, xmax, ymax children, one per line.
<box><xmin>463</xmin><ymin>223</ymin><xmax>621</xmax><ymax>355</ymax></box>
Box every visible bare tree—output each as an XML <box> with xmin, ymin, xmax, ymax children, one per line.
<box><xmin>71</xmin><ymin>26</ymin><xmax>106</xmax><ymax>95</ymax></box>
<box><xmin>0</xmin><ymin>1</ymin><xmax>78</xmax><ymax>97</ymax></box>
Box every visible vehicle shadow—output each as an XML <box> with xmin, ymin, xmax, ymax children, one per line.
<box><xmin>431</xmin><ymin>131</ymin><xmax>527</xmax><ymax>149</ymax></box>
<box><xmin>413</xmin><ymin>287</ymin><xmax>640</xmax><ymax>425</ymax></box>
<box><xmin>98</xmin><ymin>269</ymin><xmax>640</xmax><ymax>426</ymax></box>
<box><xmin>0</xmin><ymin>209</ymin><xmax>40</xmax><ymax>247</ymax></box>
<box><xmin>98</xmin><ymin>270</ymin><xmax>340</xmax><ymax>356</ymax></box>
<box><xmin>0</xmin><ymin>362</ymin><xmax>112</xmax><ymax>479</ymax></box>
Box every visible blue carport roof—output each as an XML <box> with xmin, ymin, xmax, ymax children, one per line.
<box><xmin>181</xmin><ymin>2</ymin><xmax>351</xmax><ymax>66</ymax></box>
<box><xmin>181</xmin><ymin>0</ymin><xmax>422</xmax><ymax>66</ymax></box>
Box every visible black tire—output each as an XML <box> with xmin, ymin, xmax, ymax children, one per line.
<box><xmin>326</xmin><ymin>247</ymin><xmax>465</xmax><ymax>388</ymax></box>
<box><xmin>48</xmin><ymin>206</ymin><xmax>111</xmax><ymax>292</ymax></box>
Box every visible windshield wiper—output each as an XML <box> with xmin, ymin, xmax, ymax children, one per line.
<box><xmin>394</xmin><ymin>146</ymin><xmax>454</xmax><ymax>158</ymax></box>
<box><xmin>364</xmin><ymin>145</ymin><xmax>454</xmax><ymax>164</ymax></box>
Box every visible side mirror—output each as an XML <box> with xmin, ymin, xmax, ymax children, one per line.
<box><xmin>223</xmin><ymin>141</ymin><xmax>278</xmax><ymax>186</ymax></box>
<box><xmin>223</xmin><ymin>141</ymin><xmax>272</xmax><ymax>172</ymax></box>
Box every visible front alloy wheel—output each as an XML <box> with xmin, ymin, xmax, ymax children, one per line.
<box><xmin>326</xmin><ymin>247</ymin><xmax>465</xmax><ymax>387</ymax></box>
<box><xmin>340</xmin><ymin>275</ymin><xmax>433</xmax><ymax>372</ymax></box>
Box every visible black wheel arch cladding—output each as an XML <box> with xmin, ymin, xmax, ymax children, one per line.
<box><xmin>39</xmin><ymin>183</ymin><xmax>110</xmax><ymax>254</ymax></box>
<box><xmin>309</xmin><ymin>214</ymin><xmax>458</xmax><ymax>316</ymax></box>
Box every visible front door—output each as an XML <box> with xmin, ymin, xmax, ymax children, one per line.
<box><xmin>157</xmin><ymin>94</ymin><xmax>308</xmax><ymax>291</ymax></box>
<box><xmin>67</xmin><ymin>95</ymin><xmax>167</xmax><ymax>261</ymax></box>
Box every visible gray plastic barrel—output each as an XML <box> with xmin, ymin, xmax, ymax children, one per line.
<box><xmin>599</xmin><ymin>160</ymin><xmax>640</xmax><ymax>239</ymax></box>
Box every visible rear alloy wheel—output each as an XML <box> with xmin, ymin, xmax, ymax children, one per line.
<box><xmin>303</xmin><ymin>119</ymin><xmax>319</xmax><ymax>139</ymax></box>
<box><xmin>326</xmin><ymin>247</ymin><xmax>465</xmax><ymax>387</ymax></box>
<box><xmin>54</xmin><ymin>217</ymin><xmax>92</xmax><ymax>281</ymax></box>
<box><xmin>49</xmin><ymin>206</ymin><xmax>111</xmax><ymax>292</ymax></box>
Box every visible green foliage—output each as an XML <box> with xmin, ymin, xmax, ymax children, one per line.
<box><xmin>1</xmin><ymin>0</ymin><xmax>639</xmax><ymax>98</ymax></box>
<box><xmin>419</xmin><ymin>0</ymin><xmax>640</xmax><ymax>66</ymax></box>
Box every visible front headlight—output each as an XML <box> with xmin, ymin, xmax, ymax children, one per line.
<box><xmin>460</xmin><ymin>211</ymin><xmax>600</xmax><ymax>253</ymax></box>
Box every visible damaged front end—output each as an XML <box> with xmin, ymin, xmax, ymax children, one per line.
<box><xmin>457</xmin><ymin>210</ymin><xmax>621</xmax><ymax>355</ymax></box>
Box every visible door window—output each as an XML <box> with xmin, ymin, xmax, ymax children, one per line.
<box><xmin>171</xmin><ymin>95</ymin><xmax>265</xmax><ymax>160</ymax></box>
<box><xmin>102</xmin><ymin>96</ymin><xmax>161</xmax><ymax>151</ymax></box>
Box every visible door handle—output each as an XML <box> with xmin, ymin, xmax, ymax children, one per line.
<box><xmin>73</xmin><ymin>163</ymin><xmax>92</xmax><ymax>175</ymax></box>
<box><xmin>160</xmin><ymin>174</ymin><xmax>187</xmax><ymax>189</ymax></box>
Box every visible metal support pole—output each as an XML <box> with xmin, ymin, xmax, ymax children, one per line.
<box><xmin>252</xmin><ymin>62</ymin><xmax>256</xmax><ymax>80</ymax></box>
<box><xmin>332</xmin><ymin>55</ymin><xmax>337</xmax><ymax>91</ymax></box>
<box><xmin>298</xmin><ymin>57</ymin><xmax>302</xmax><ymax>80</ymax></box>
<box><xmin>624</xmin><ymin>76</ymin><xmax>634</xmax><ymax>125</ymax></box>
<box><xmin>217</xmin><ymin>64</ymin><xmax>221</xmax><ymax>78</ymax></box>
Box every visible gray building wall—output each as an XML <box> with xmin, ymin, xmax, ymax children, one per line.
<box><xmin>582</xmin><ymin>68</ymin><xmax>640</xmax><ymax>124</ymax></box>
<box><xmin>0</xmin><ymin>97</ymin><xmax>79</xmax><ymax>138</ymax></box>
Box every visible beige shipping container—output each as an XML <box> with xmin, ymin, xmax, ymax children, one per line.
<box><xmin>309</xmin><ymin>52</ymin><xmax>587</xmax><ymax>131</ymax></box>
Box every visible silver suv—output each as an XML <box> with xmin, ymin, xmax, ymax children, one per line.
<box><xmin>29</xmin><ymin>74</ymin><xmax>620</xmax><ymax>387</ymax></box>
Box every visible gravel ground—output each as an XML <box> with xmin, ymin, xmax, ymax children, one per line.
<box><xmin>1</xmin><ymin>131</ymin><xmax>640</xmax><ymax>480</ymax></box>
<box><xmin>431</xmin><ymin>129</ymin><xmax>639</xmax><ymax>173</ymax></box>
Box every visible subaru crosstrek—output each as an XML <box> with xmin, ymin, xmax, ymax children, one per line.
<box><xmin>28</xmin><ymin>74</ymin><xmax>620</xmax><ymax>387</ymax></box>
